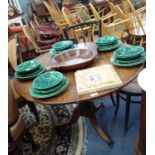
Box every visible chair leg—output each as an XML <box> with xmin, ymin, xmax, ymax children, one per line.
<box><xmin>125</xmin><ymin>95</ymin><xmax>131</xmax><ymax>133</ymax></box>
<box><xmin>110</xmin><ymin>93</ymin><xmax>116</xmax><ymax>106</ymax></box>
<box><xmin>27</xmin><ymin>103</ymin><xmax>39</xmax><ymax>123</ymax></box>
<box><xmin>115</xmin><ymin>92</ymin><xmax>120</xmax><ymax>115</ymax></box>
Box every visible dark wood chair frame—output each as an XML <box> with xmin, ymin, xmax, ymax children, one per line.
<box><xmin>114</xmin><ymin>33</ymin><xmax>146</xmax><ymax>132</ymax></box>
<box><xmin>63</xmin><ymin>20</ymin><xmax>102</xmax><ymax>43</ymax></box>
<box><xmin>115</xmin><ymin>89</ymin><xmax>142</xmax><ymax>132</ymax></box>
<box><xmin>10</xmin><ymin>34</ymin><xmax>39</xmax><ymax>122</ymax></box>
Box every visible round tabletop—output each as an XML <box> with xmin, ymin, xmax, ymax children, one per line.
<box><xmin>14</xmin><ymin>42</ymin><xmax>144</xmax><ymax>105</ymax></box>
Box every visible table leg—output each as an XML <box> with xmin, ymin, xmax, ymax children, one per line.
<box><xmin>66</xmin><ymin>101</ymin><xmax>114</xmax><ymax>148</ymax></box>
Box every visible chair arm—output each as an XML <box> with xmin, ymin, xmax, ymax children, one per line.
<box><xmin>103</xmin><ymin>18</ymin><xmax>130</xmax><ymax>27</ymax></box>
<box><xmin>98</xmin><ymin>8</ymin><xmax>106</xmax><ymax>15</ymax></box>
<box><xmin>101</xmin><ymin>12</ymin><xmax>117</xmax><ymax>21</ymax></box>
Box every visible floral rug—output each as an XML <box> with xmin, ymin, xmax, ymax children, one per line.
<box><xmin>15</xmin><ymin>103</ymin><xmax>86</xmax><ymax>155</ymax></box>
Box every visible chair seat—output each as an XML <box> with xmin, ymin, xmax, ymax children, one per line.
<box><xmin>120</xmin><ymin>79</ymin><xmax>142</xmax><ymax>94</ymax></box>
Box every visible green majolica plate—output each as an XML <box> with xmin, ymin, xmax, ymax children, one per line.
<box><xmin>29</xmin><ymin>78</ymin><xmax>69</xmax><ymax>98</ymax></box>
<box><xmin>15</xmin><ymin>60</ymin><xmax>41</xmax><ymax>74</ymax></box>
<box><xmin>32</xmin><ymin>77</ymin><xmax>67</xmax><ymax>94</ymax></box>
<box><xmin>50</xmin><ymin>44</ymin><xmax>76</xmax><ymax>56</ymax></box>
<box><xmin>52</xmin><ymin>40</ymin><xmax>73</xmax><ymax>50</ymax></box>
<box><xmin>54</xmin><ymin>43</ymin><xmax>75</xmax><ymax>51</ymax></box>
<box><xmin>110</xmin><ymin>52</ymin><xmax>146</xmax><ymax>67</ymax></box>
<box><xmin>95</xmin><ymin>35</ymin><xmax>118</xmax><ymax>45</ymax></box>
<box><xmin>15</xmin><ymin>64</ymin><xmax>45</xmax><ymax>80</ymax></box>
<box><xmin>114</xmin><ymin>45</ymin><xmax>144</xmax><ymax>59</ymax></box>
<box><xmin>32</xmin><ymin>71</ymin><xmax>64</xmax><ymax>90</ymax></box>
<box><xmin>98</xmin><ymin>40</ymin><xmax>122</xmax><ymax>52</ymax></box>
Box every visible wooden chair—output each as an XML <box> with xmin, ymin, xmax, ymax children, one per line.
<box><xmin>8</xmin><ymin>35</ymin><xmax>39</xmax><ymax>122</ymax></box>
<box><xmin>62</xmin><ymin>6</ymin><xmax>78</xmax><ymax>26</ymax></box>
<box><xmin>63</xmin><ymin>20</ymin><xmax>101</xmax><ymax>43</ymax></box>
<box><xmin>43</xmin><ymin>0</ymin><xmax>68</xmax><ymax>38</ymax></box>
<box><xmin>112</xmin><ymin>2</ymin><xmax>146</xmax><ymax>47</ymax></box>
<box><xmin>74</xmin><ymin>4</ymin><xmax>95</xmax><ymax>22</ymax></box>
<box><xmin>23</xmin><ymin>25</ymin><xmax>51</xmax><ymax>53</ymax></box>
<box><xmin>8</xmin><ymin>80</ymin><xmax>36</xmax><ymax>153</ymax></box>
<box><xmin>89</xmin><ymin>2</ymin><xmax>113</xmax><ymax>21</ymax></box>
<box><xmin>119</xmin><ymin>0</ymin><xmax>146</xmax><ymax>38</ymax></box>
<box><xmin>94</xmin><ymin>3</ymin><xmax>129</xmax><ymax>40</ymax></box>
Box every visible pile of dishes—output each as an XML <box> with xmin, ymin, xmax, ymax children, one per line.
<box><xmin>29</xmin><ymin>71</ymin><xmax>69</xmax><ymax>98</ymax></box>
<box><xmin>95</xmin><ymin>35</ymin><xmax>122</xmax><ymax>51</ymax></box>
<box><xmin>15</xmin><ymin>60</ymin><xmax>45</xmax><ymax>80</ymax></box>
<box><xmin>111</xmin><ymin>45</ymin><xmax>146</xmax><ymax>67</ymax></box>
<box><xmin>50</xmin><ymin>40</ymin><xmax>75</xmax><ymax>56</ymax></box>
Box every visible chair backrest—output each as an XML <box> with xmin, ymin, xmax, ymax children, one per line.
<box><xmin>64</xmin><ymin>20</ymin><xmax>101</xmax><ymax>43</ymax></box>
<box><xmin>98</xmin><ymin>3</ymin><xmax>130</xmax><ymax>39</ymax></box>
<box><xmin>43</xmin><ymin>0</ymin><xmax>68</xmax><ymax>38</ymax></box>
<box><xmin>23</xmin><ymin>25</ymin><xmax>39</xmax><ymax>50</ymax></box>
<box><xmin>108</xmin><ymin>2</ymin><xmax>145</xmax><ymax>46</ymax></box>
<box><xmin>74</xmin><ymin>4</ymin><xmax>91</xmax><ymax>22</ymax></box>
<box><xmin>30</xmin><ymin>20</ymin><xmax>38</xmax><ymax>34</ymax></box>
<box><xmin>32</xmin><ymin>13</ymin><xmax>42</xmax><ymax>25</ymax></box>
<box><xmin>43</xmin><ymin>0</ymin><xmax>64</xmax><ymax>23</ymax></box>
<box><xmin>8</xmin><ymin>35</ymin><xmax>21</xmax><ymax>70</ymax></box>
<box><xmin>89</xmin><ymin>2</ymin><xmax>101</xmax><ymax>21</ymax></box>
<box><xmin>62</xmin><ymin>7</ymin><xmax>77</xmax><ymax>26</ymax></box>
<box><xmin>108</xmin><ymin>2</ymin><xmax>132</xmax><ymax>31</ymax></box>
<box><xmin>49</xmin><ymin>0</ymin><xmax>62</xmax><ymax>15</ymax></box>
<box><xmin>120</xmin><ymin>0</ymin><xmax>145</xmax><ymax>35</ymax></box>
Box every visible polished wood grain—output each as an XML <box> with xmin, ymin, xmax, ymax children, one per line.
<box><xmin>14</xmin><ymin>42</ymin><xmax>144</xmax><ymax>105</ymax></box>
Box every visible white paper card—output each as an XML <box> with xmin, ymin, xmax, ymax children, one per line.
<box><xmin>75</xmin><ymin>64</ymin><xmax>123</xmax><ymax>95</ymax></box>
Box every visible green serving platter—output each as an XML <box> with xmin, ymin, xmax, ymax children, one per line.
<box><xmin>110</xmin><ymin>52</ymin><xmax>146</xmax><ymax>67</ymax></box>
<box><xmin>32</xmin><ymin>77</ymin><xmax>67</xmax><ymax>94</ymax></box>
<box><xmin>95</xmin><ymin>35</ymin><xmax>118</xmax><ymax>45</ymax></box>
<box><xmin>15</xmin><ymin>60</ymin><xmax>41</xmax><ymax>74</ymax></box>
<box><xmin>29</xmin><ymin>78</ymin><xmax>69</xmax><ymax>98</ymax></box>
<box><xmin>32</xmin><ymin>71</ymin><xmax>64</xmax><ymax>90</ymax></box>
<box><xmin>114</xmin><ymin>45</ymin><xmax>144</xmax><ymax>59</ymax></box>
<box><xmin>52</xmin><ymin>40</ymin><xmax>73</xmax><ymax>50</ymax></box>
<box><xmin>15</xmin><ymin>64</ymin><xmax>45</xmax><ymax>80</ymax></box>
<box><xmin>98</xmin><ymin>40</ymin><xmax>122</xmax><ymax>52</ymax></box>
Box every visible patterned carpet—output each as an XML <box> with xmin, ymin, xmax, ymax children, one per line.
<box><xmin>13</xmin><ymin>103</ymin><xmax>86</xmax><ymax>155</ymax></box>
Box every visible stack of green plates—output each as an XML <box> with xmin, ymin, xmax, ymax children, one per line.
<box><xmin>50</xmin><ymin>40</ymin><xmax>75</xmax><ymax>56</ymax></box>
<box><xmin>95</xmin><ymin>35</ymin><xmax>122</xmax><ymax>51</ymax></box>
<box><xmin>15</xmin><ymin>60</ymin><xmax>45</xmax><ymax>80</ymax></box>
<box><xmin>29</xmin><ymin>71</ymin><xmax>69</xmax><ymax>98</ymax></box>
<box><xmin>111</xmin><ymin>45</ymin><xmax>146</xmax><ymax>67</ymax></box>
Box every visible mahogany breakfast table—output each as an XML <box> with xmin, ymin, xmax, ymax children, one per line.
<box><xmin>13</xmin><ymin>42</ymin><xmax>144</xmax><ymax>148</ymax></box>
